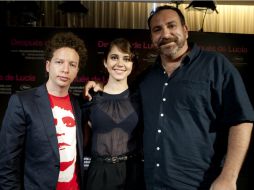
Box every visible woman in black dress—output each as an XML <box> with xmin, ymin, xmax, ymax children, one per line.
<box><xmin>82</xmin><ymin>38</ymin><xmax>144</xmax><ymax>190</ymax></box>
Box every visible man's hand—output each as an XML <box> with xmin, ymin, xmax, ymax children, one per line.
<box><xmin>83</xmin><ymin>81</ymin><xmax>104</xmax><ymax>101</ymax></box>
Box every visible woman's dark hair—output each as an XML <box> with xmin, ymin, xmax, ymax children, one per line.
<box><xmin>147</xmin><ymin>5</ymin><xmax>186</xmax><ymax>30</ymax></box>
<box><xmin>103</xmin><ymin>38</ymin><xmax>136</xmax><ymax>63</ymax></box>
<box><xmin>45</xmin><ymin>32</ymin><xmax>88</xmax><ymax>68</ymax></box>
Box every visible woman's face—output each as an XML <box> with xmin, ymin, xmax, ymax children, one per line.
<box><xmin>104</xmin><ymin>45</ymin><xmax>133</xmax><ymax>82</ymax></box>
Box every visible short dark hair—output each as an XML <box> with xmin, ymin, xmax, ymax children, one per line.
<box><xmin>147</xmin><ymin>5</ymin><xmax>186</xmax><ymax>30</ymax></box>
<box><xmin>45</xmin><ymin>32</ymin><xmax>88</xmax><ymax>68</ymax></box>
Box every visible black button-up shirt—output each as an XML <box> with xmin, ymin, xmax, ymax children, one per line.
<box><xmin>139</xmin><ymin>43</ymin><xmax>254</xmax><ymax>190</ymax></box>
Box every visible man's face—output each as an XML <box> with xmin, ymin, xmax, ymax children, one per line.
<box><xmin>150</xmin><ymin>9</ymin><xmax>188</xmax><ymax>59</ymax></box>
<box><xmin>46</xmin><ymin>47</ymin><xmax>79</xmax><ymax>91</ymax></box>
<box><xmin>52</xmin><ymin>105</ymin><xmax>76</xmax><ymax>182</ymax></box>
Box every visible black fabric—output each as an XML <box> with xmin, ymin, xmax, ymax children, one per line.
<box><xmin>139</xmin><ymin>43</ymin><xmax>254</xmax><ymax>190</ymax></box>
<box><xmin>82</xmin><ymin>89</ymin><xmax>143</xmax><ymax>157</ymax></box>
<box><xmin>82</xmin><ymin>88</ymin><xmax>144</xmax><ymax>189</ymax></box>
<box><xmin>86</xmin><ymin>157</ymin><xmax>144</xmax><ymax>190</ymax></box>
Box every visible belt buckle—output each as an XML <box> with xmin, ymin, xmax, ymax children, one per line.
<box><xmin>122</xmin><ymin>156</ymin><xmax>128</xmax><ymax>161</ymax></box>
<box><xmin>111</xmin><ymin>156</ymin><xmax>118</xmax><ymax>163</ymax></box>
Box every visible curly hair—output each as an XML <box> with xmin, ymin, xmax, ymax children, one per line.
<box><xmin>44</xmin><ymin>32</ymin><xmax>87</xmax><ymax>68</ymax></box>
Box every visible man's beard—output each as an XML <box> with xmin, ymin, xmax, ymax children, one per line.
<box><xmin>158</xmin><ymin>37</ymin><xmax>185</xmax><ymax>58</ymax></box>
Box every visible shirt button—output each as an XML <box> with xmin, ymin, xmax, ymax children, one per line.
<box><xmin>158</xmin><ymin>129</ymin><xmax>161</xmax><ymax>133</ymax></box>
<box><xmin>162</xmin><ymin>98</ymin><xmax>166</xmax><ymax>101</ymax></box>
<box><xmin>160</xmin><ymin>113</ymin><xmax>164</xmax><ymax>117</ymax></box>
<box><xmin>156</xmin><ymin>147</ymin><xmax>160</xmax><ymax>150</ymax></box>
<box><xmin>156</xmin><ymin>163</ymin><xmax>160</xmax><ymax>167</ymax></box>
<box><xmin>164</xmin><ymin>83</ymin><xmax>168</xmax><ymax>86</ymax></box>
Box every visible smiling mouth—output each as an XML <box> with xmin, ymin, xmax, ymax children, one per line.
<box><xmin>160</xmin><ymin>39</ymin><xmax>177</xmax><ymax>46</ymax></box>
<box><xmin>113</xmin><ymin>68</ymin><xmax>126</xmax><ymax>73</ymax></box>
<box><xmin>159</xmin><ymin>38</ymin><xmax>177</xmax><ymax>47</ymax></box>
<box><xmin>161</xmin><ymin>42</ymin><xmax>175</xmax><ymax>47</ymax></box>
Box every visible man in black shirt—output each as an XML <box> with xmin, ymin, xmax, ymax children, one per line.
<box><xmin>140</xmin><ymin>5</ymin><xmax>254</xmax><ymax>190</ymax></box>
<box><xmin>85</xmin><ymin>5</ymin><xmax>254</xmax><ymax>190</ymax></box>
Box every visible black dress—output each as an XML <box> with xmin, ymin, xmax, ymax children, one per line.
<box><xmin>82</xmin><ymin>89</ymin><xmax>144</xmax><ymax>190</ymax></box>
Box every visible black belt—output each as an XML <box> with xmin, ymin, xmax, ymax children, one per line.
<box><xmin>91</xmin><ymin>153</ymin><xmax>139</xmax><ymax>164</ymax></box>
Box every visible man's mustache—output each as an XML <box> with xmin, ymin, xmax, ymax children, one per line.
<box><xmin>158</xmin><ymin>37</ymin><xmax>178</xmax><ymax>47</ymax></box>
